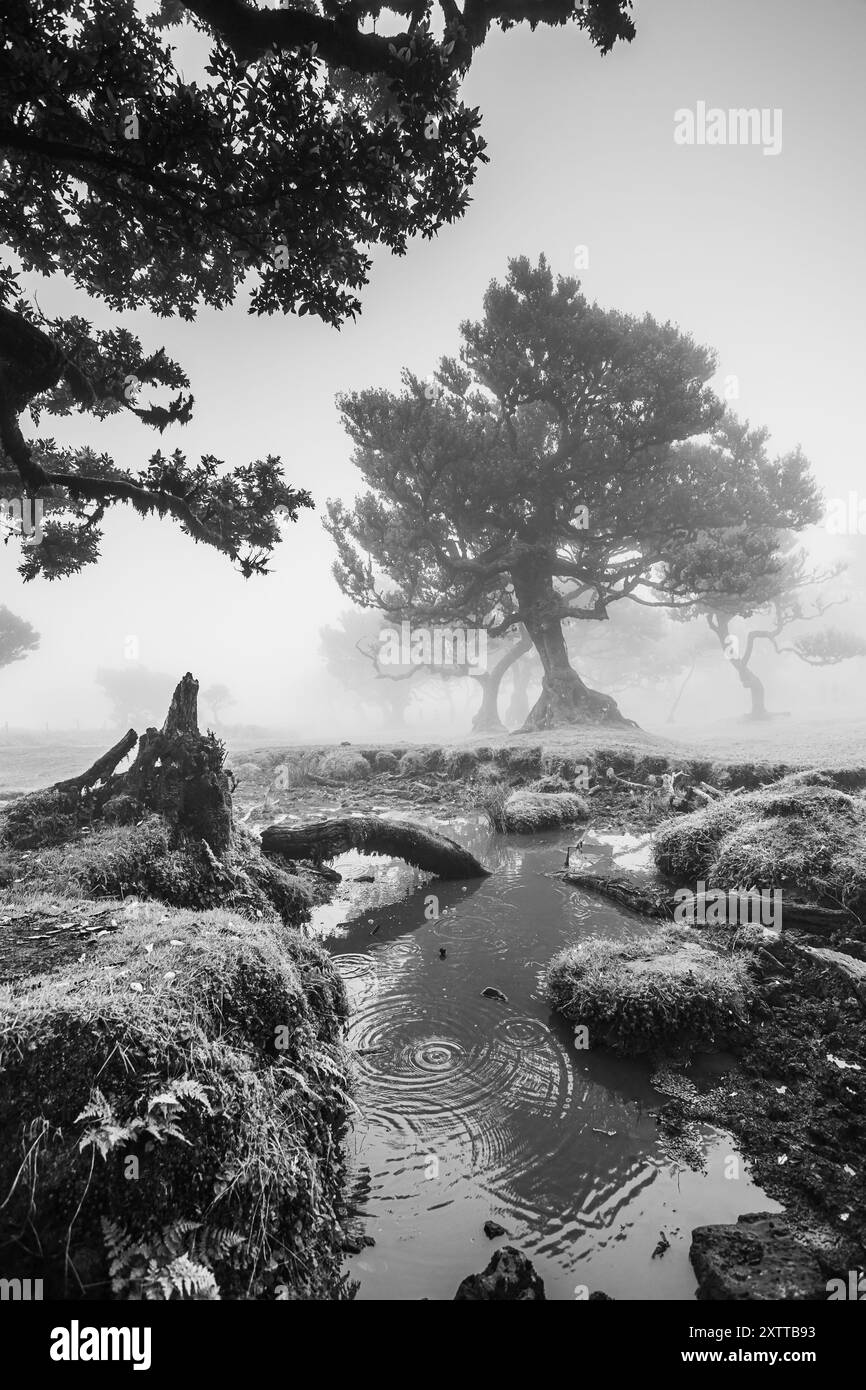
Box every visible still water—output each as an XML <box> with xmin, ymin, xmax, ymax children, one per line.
<box><xmin>305</xmin><ymin>811</ymin><xmax>777</xmax><ymax>1301</ymax></box>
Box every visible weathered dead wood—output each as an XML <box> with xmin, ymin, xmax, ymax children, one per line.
<box><xmin>261</xmin><ymin>816</ymin><xmax>490</xmax><ymax>879</ymax></box>
<box><xmin>0</xmin><ymin>674</ymin><xmax>233</xmax><ymax>853</ymax></box>
<box><xmin>61</xmin><ymin>729</ymin><xmax>138</xmax><ymax>791</ymax></box>
<box><xmin>118</xmin><ymin>673</ymin><xmax>233</xmax><ymax>853</ymax></box>
<box><xmin>557</xmin><ymin>870</ymin><xmax>858</xmax><ymax>934</ymax></box>
<box><xmin>557</xmin><ymin>867</ymin><xmax>670</xmax><ymax>916</ymax></box>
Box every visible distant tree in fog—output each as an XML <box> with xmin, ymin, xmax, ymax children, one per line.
<box><xmin>664</xmin><ymin>530</ymin><xmax>866</xmax><ymax>720</ymax></box>
<box><xmin>565</xmin><ymin>601</ymin><xmax>695</xmax><ymax>703</ymax></box>
<box><xmin>0</xmin><ymin>1</ymin><xmax>633</xmax><ymax>580</ymax></box>
<box><xmin>320</xmin><ymin>610</ymin><xmax>422</xmax><ymax>729</ymax></box>
<box><xmin>327</xmin><ymin>256</ymin><xmax>822</xmax><ymax>730</ymax></box>
<box><xmin>202</xmin><ymin>683</ymin><xmax>235</xmax><ymax>728</ymax></box>
<box><xmin>0</xmin><ymin>605</ymin><xmax>39</xmax><ymax>669</ymax></box>
<box><xmin>96</xmin><ymin>665</ymin><xmax>176</xmax><ymax>731</ymax></box>
<box><xmin>502</xmin><ymin>645</ymin><xmax>536</xmax><ymax>729</ymax></box>
<box><xmin>470</xmin><ymin>629</ymin><xmax>534</xmax><ymax>733</ymax></box>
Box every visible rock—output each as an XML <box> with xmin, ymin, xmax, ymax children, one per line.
<box><xmin>502</xmin><ymin>791</ymin><xmax>589</xmax><ymax>833</ymax></box>
<box><xmin>483</xmin><ymin>1220</ymin><xmax>508</xmax><ymax>1239</ymax></box>
<box><xmin>454</xmin><ymin>1246</ymin><xmax>545</xmax><ymax>1300</ymax></box>
<box><xmin>480</xmin><ymin>986</ymin><xmax>508</xmax><ymax>1003</ymax></box>
<box><xmin>589</xmin><ymin>1291</ymin><xmax>614</xmax><ymax>1300</ymax></box>
<box><xmin>690</xmin><ymin>1212</ymin><xmax>827</xmax><ymax>1300</ymax></box>
<box><xmin>374</xmin><ymin>751</ymin><xmax>399</xmax><ymax>774</ymax></box>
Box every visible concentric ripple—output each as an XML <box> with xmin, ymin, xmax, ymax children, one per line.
<box><xmin>323</xmin><ymin>820</ymin><xmax>759</xmax><ymax>1301</ymax></box>
<box><xmin>411</xmin><ymin>1039</ymin><xmax>464</xmax><ymax>1073</ymax></box>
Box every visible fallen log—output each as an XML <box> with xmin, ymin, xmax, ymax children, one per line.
<box><xmin>60</xmin><ymin>728</ymin><xmax>138</xmax><ymax>791</ymax></box>
<box><xmin>261</xmin><ymin>816</ymin><xmax>490</xmax><ymax>880</ymax></box>
<box><xmin>557</xmin><ymin>870</ymin><xmax>859</xmax><ymax>933</ymax></box>
<box><xmin>557</xmin><ymin>868</ymin><xmax>670</xmax><ymax>917</ymax></box>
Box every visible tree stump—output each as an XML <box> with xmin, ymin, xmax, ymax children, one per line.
<box><xmin>0</xmin><ymin>673</ymin><xmax>232</xmax><ymax>854</ymax></box>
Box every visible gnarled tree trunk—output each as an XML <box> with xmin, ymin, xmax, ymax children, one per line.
<box><xmin>710</xmin><ymin>614</ymin><xmax>770</xmax><ymax>721</ymax></box>
<box><xmin>505</xmin><ymin>652</ymin><xmax>533</xmax><ymax>729</ymax></box>
<box><xmin>512</xmin><ymin>562</ymin><xmax>635</xmax><ymax>730</ymax></box>
<box><xmin>471</xmin><ymin>631</ymin><xmax>532</xmax><ymax>734</ymax></box>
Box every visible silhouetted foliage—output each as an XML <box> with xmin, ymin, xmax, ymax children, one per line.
<box><xmin>0</xmin><ymin>1</ymin><xmax>633</xmax><ymax>580</ymax></box>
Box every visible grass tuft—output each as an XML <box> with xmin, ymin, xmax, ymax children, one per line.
<box><xmin>545</xmin><ymin>925</ymin><xmax>755</xmax><ymax>1055</ymax></box>
<box><xmin>653</xmin><ymin>773</ymin><xmax>866</xmax><ymax>919</ymax></box>
<box><xmin>0</xmin><ymin>901</ymin><xmax>352</xmax><ymax>1300</ymax></box>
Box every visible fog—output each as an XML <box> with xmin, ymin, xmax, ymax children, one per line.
<box><xmin>2</xmin><ymin>0</ymin><xmax>866</xmax><ymax>741</ymax></box>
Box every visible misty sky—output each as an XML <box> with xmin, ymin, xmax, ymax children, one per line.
<box><xmin>2</xmin><ymin>0</ymin><xmax>865</xmax><ymax>731</ymax></box>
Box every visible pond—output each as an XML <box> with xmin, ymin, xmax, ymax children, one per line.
<box><xmin>305</xmin><ymin>811</ymin><xmax>778</xmax><ymax>1301</ymax></box>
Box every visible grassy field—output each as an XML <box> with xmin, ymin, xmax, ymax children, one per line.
<box><xmin>2</xmin><ymin>714</ymin><xmax>865</xmax><ymax>801</ymax></box>
<box><xmin>0</xmin><ymin>741</ymin><xmax>113</xmax><ymax>797</ymax></box>
<box><xmin>280</xmin><ymin>714</ymin><xmax>866</xmax><ymax>772</ymax></box>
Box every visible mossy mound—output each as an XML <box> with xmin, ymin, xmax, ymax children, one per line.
<box><xmin>439</xmin><ymin>748</ymin><xmax>479</xmax><ymax>779</ymax></box>
<box><xmin>9</xmin><ymin>817</ymin><xmax>322</xmax><ymax>926</ymax></box>
<box><xmin>545</xmin><ymin>926</ymin><xmax>754</xmax><ymax>1055</ymax></box>
<box><xmin>397</xmin><ymin>749</ymin><xmax>436</xmax><ymax>776</ymax></box>
<box><xmin>316</xmin><ymin>749</ymin><xmax>371</xmax><ymax>782</ymax></box>
<box><xmin>494</xmin><ymin>745</ymin><xmax>543</xmax><ymax>775</ymax></box>
<box><xmin>653</xmin><ymin>772</ymin><xmax>866</xmax><ymax>915</ymax></box>
<box><xmin>0</xmin><ymin>901</ymin><xmax>351</xmax><ymax>1300</ymax></box>
<box><xmin>373</xmin><ymin>750</ymin><xmax>399</xmax><ymax>773</ymax></box>
<box><xmin>501</xmin><ymin>790</ymin><xmax>589</xmax><ymax>833</ymax></box>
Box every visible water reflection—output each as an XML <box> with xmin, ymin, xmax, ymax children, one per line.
<box><xmin>309</xmin><ymin>814</ymin><xmax>778</xmax><ymax>1300</ymax></box>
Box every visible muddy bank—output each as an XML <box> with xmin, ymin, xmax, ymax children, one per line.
<box><xmin>675</xmin><ymin>935</ymin><xmax>866</xmax><ymax>1274</ymax></box>
<box><xmin>231</xmin><ymin>741</ymin><xmax>784</xmax><ymax>834</ymax></box>
<box><xmin>231</xmin><ymin>737</ymin><xmax>866</xmax><ymax>841</ymax></box>
<box><xmin>543</xmin><ymin>769</ymin><xmax>866</xmax><ymax>1288</ymax></box>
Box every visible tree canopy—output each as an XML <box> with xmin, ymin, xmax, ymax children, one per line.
<box><xmin>95</xmin><ymin>662</ymin><xmax>177</xmax><ymax>727</ymax></box>
<box><xmin>0</xmin><ymin>0</ymin><xmax>634</xmax><ymax>581</ymax></box>
<box><xmin>326</xmin><ymin>255</ymin><xmax>822</xmax><ymax>727</ymax></box>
